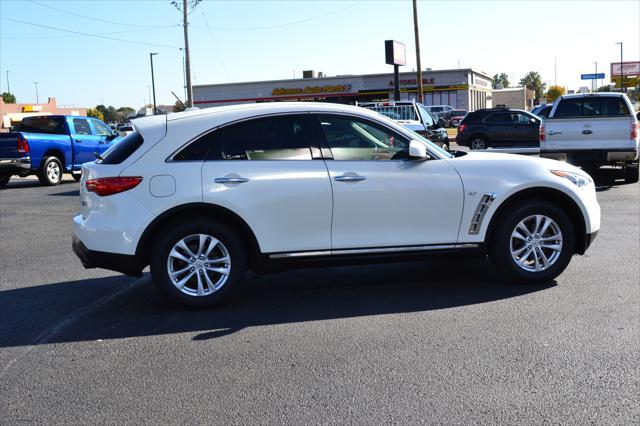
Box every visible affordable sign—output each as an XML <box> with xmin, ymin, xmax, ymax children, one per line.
<box><xmin>271</xmin><ymin>84</ymin><xmax>352</xmax><ymax>96</ymax></box>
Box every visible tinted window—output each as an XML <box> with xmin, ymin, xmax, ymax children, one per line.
<box><xmin>554</xmin><ymin>97</ymin><xmax>630</xmax><ymax>118</ymax></box>
<box><xmin>318</xmin><ymin>114</ymin><xmax>410</xmax><ymax>161</ymax></box>
<box><xmin>216</xmin><ymin>115</ymin><xmax>313</xmax><ymax>160</ymax></box>
<box><xmin>92</xmin><ymin>119</ymin><xmax>111</xmax><ymax>136</ymax></box>
<box><xmin>18</xmin><ymin>116</ymin><xmax>67</xmax><ymax>135</ymax></box>
<box><xmin>484</xmin><ymin>112</ymin><xmax>512</xmax><ymax>123</ymax></box>
<box><xmin>97</xmin><ymin>131</ymin><xmax>143</xmax><ymax>164</ymax></box>
<box><xmin>73</xmin><ymin>118</ymin><xmax>92</xmax><ymax>135</ymax></box>
<box><xmin>173</xmin><ymin>134</ymin><xmax>212</xmax><ymax>161</ymax></box>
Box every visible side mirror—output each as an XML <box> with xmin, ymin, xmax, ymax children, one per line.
<box><xmin>409</xmin><ymin>140</ymin><xmax>429</xmax><ymax>160</ymax></box>
<box><xmin>437</xmin><ymin>118</ymin><xmax>446</xmax><ymax>128</ymax></box>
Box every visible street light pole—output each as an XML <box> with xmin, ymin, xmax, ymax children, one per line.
<box><xmin>150</xmin><ymin>53</ymin><xmax>158</xmax><ymax>115</ymax></box>
<box><xmin>180</xmin><ymin>48</ymin><xmax>187</xmax><ymax>102</ymax></box>
<box><xmin>412</xmin><ymin>0</ymin><xmax>423</xmax><ymax>103</ymax></box>
<box><xmin>5</xmin><ymin>71</ymin><xmax>10</xmax><ymax>94</ymax></box>
<box><xmin>593</xmin><ymin>61</ymin><xmax>598</xmax><ymax>92</ymax></box>
<box><xmin>33</xmin><ymin>81</ymin><xmax>39</xmax><ymax>103</ymax></box>
<box><xmin>615</xmin><ymin>42</ymin><xmax>623</xmax><ymax>93</ymax></box>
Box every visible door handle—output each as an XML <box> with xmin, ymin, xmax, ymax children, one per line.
<box><xmin>547</xmin><ymin>131</ymin><xmax>562</xmax><ymax>136</ymax></box>
<box><xmin>75</xmin><ymin>139</ymin><xmax>83</xmax><ymax>143</ymax></box>
<box><xmin>582</xmin><ymin>130</ymin><xmax>593</xmax><ymax>135</ymax></box>
<box><xmin>214</xmin><ymin>176</ymin><xmax>249</xmax><ymax>184</ymax></box>
<box><xmin>334</xmin><ymin>174</ymin><xmax>366</xmax><ymax>182</ymax></box>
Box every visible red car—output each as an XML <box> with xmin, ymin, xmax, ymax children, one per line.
<box><xmin>444</xmin><ymin>110</ymin><xmax>468</xmax><ymax>128</ymax></box>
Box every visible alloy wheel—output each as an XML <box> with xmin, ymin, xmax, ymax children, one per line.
<box><xmin>47</xmin><ymin>161</ymin><xmax>61</xmax><ymax>182</ymax></box>
<box><xmin>471</xmin><ymin>138</ymin><xmax>486</xmax><ymax>150</ymax></box>
<box><xmin>166</xmin><ymin>233</ymin><xmax>231</xmax><ymax>296</ymax></box>
<box><xmin>510</xmin><ymin>214</ymin><xmax>563</xmax><ymax>272</ymax></box>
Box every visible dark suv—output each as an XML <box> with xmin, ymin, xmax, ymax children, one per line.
<box><xmin>456</xmin><ymin>107</ymin><xmax>541</xmax><ymax>150</ymax></box>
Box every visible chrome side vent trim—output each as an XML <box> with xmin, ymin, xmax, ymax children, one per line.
<box><xmin>469</xmin><ymin>192</ymin><xmax>496</xmax><ymax>234</ymax></box>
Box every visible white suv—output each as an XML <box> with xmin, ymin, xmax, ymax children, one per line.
<box><xmin>72</xmin><ymin>102</ymin><xmax>600</xmax><ymax>307</ymax></box>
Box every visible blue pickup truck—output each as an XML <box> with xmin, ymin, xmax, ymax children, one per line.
<box><xmin>0</xmin><ymin>115</ymin><xmax>122</xmax><ymax>187</ymax></box>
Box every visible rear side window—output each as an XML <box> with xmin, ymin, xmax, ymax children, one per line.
<box><xmin>73</xmin><ymin>118</ymin><xmax>92</xmax><ymax>135</ymax></box>
<box><xmin>19</xmin><ymin>116</ymin><xmax>67</xmax><ymax>135</ymax></box>
<box><xmin>484</xmin><ymin>112</ymin><xmax>512</xmax><ymax>123</ymax></box>
<box><xmin>554</xmin><ymin>97</ymin><xmax>630</xmax><ymax>118</ymax></box>
<box><xmin>97</xmin><ymin>131</ymin><xmax>143</xmax><ymax>164</ymax></box>
<box><xmin>172</xmin><ymin>134</ymin><xmax>212</xmax><ymax>161</ymax></box>
<box><xmin>214</xmin><ymin>115</ymin><xmax>314</xmax><ymax>160</ymax></box>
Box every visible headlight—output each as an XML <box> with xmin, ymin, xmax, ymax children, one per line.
<box><xmin>550</xmin><ymin>170</ymin><xmax>592</xmax><ymax>187</ymax></box>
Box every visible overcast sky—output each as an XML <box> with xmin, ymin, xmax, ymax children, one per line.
<box><xmin>1</xmin><ymin>0</ymin><xmax>638</xmax><ymax>108</ymax></box>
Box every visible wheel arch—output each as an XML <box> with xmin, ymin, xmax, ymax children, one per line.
<box><xmin>485</xmin><ymin>187</ymin><xmax>588</xmax><ymax>255</ymax></box>
<box><xmin>136</xmin><ymin>202</ymin><xmax>262</xmax><ymax>270</ymax></box>
<box><xmin>42</xmin><ymin>149</ymin><xmax>66</xmax><ymax>169</ymax></box>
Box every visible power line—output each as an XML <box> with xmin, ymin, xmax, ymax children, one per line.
<box><xmin>201</xmin><ymin>11</ymin><xmax>231</xmax><ymax>82</ymax></box>
<box><xmin>2</xmin><ymin>18</ymin><xmax>181</xmax><ymax>49</ymax></box>
<box><xmin>1</xmin><ymin>25</ymin><xmax>179</xmax><ymax>40</ymax></box>
<box><xmin>26</xmin><ymin>0</ymin><xmax>173</xmax><ymax>29</ymax></box>
<box><xmin>190</xmin><ymin>1</ymin><xmax>364</xmax><ymax>31</ymax></box>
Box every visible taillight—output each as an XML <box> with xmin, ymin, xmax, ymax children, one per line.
<box><xmin>458</xmin><ymin>123</ymin><xmax>467</xmax><ymax>133</ymax></box>
<box><xmin>540</xmin><ymin>123</ymin><xmax>545</xmax><ymax>142</ymax></box>
<box><xmin>17</xmin><ymin>135</ymin><xmax>30</xmax><ymax>154</ymax></box>
<box><xmin>85</xmin><ymin>177</ymin><xmax>143</xmax><ymax>196</ymax></box>
<box><xmin>632</xmin><ymin>122</ymin><xmax>639</xmax><ymax>139</ymax></box>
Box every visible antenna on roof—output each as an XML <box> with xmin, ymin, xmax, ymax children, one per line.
<box><xmin>171</xmin><ymin>91</ymin><xmax>188</xmax><ymax>111</ymax></box>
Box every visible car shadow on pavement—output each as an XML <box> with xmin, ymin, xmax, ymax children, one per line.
<box><xmin>48</xmin><ymin>189</ymin><xmax>80</xmax><ymax>196</ymax></box>
<box><xmin>0</xmin><ymin>179</ymin><xmax>77</xmax><ymax>190</ymax></box>
<box><xmin>0</xmin><ymin>259</ymin><xmax>555</xmax><ymax>348</ymax></box>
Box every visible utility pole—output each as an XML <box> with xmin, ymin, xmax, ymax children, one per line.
<box><xmin>183</xmin><ymin>0</ymin><xmax>193</xmax><ymax>107</ymax></box>
<box><xmin>33</xmin><ymin>81</ymin><xmax>39</xmax><ymax>103</ymax></box>
<box><xmin>593</xmin><ymin>61</ymin><xmax>598</xmax><ymax>92</ymax></box>
<box><xmin>554</xmin><ymin>57</ymin><xmax>557</xmax><ymax>86</ymax></box>
<box><xmin>615</xmin><ymin>42</ymin><xmax>623</xmax><ymax>93</ymax></box>
<box><xmin>150</xmin><ymin>53</ymin><xmax>158</xmax><ymax>115</ymax></box>
<box><xmin>412</xmin><ymin>0</ymin><xmax>423</xmax><ymax>103</ymax></box>
<box><xmin>5</xmin><ymin>71</ymin><xmax>10</xmax><ymax>94</ymax></box>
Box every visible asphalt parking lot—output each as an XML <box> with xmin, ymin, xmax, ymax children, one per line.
<box><xmin>1</xmin><ymin>172</ymin><xmax>638</xmax><ymax>424</ymax></box>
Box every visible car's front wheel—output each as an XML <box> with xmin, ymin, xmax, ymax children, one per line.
<box><xmin>489</xmin><ymin>200</ymin><xmax>575</xmax><ymax>284</ymax></box>
<box><xmin>150</xmin><ymin>219</ymin><xmax>247</xmax><ymax>307</ymax></box>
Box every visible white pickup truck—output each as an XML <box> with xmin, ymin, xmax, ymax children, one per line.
<box><xmin>541</xmin><ymin>93</ymin><xmax>639</xmax><ymax>183</ymax></box>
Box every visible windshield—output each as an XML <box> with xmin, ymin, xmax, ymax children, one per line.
<box><xmin>451</xmin><ymin>110</ymin><xmax>466</xmax><ymax>116</ymax></box>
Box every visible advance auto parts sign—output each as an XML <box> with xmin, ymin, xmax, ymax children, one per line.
<box><xmin>271</xmin><ymin>84</ymin><xmax>352</xmax><ymax>96</ymax></box>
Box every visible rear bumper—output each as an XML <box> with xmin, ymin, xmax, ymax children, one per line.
<box><xmin>541</xmin><ymin>149</ymin><xmax>638</xmax><ymax>165</ymax></box>
<box><xmin>0</xmin><ymin>157</ymin><xmax>31</xmax><ymax>174</ymax></box>
<box><xmin>72</xmin><ymin>235</ymin><xmax>143</xmax><ymax>276</ymax></box>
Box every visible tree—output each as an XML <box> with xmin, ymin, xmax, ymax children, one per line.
<box><xmin>87</xmin><ymin>108</ymin><xmax>104</xmax><ymax>121</ymax></box>
<box><xmin>116</xmin><ymin>107</ymin><xmax>135</xmax><ymax>121</ymax></box>
<box><xmin>492</xmin><ymin>73</ymin><xmax>510</xmax><ymax>89</ymax></box>
<box><xmin>519</xmin><ymin>71</ymin><xmax>546</xmax><ymax>100</ymax></box>
<box><xmin>173</xmin><ymin>100</ymin><xmax>186</xmax><ymax>112</ymax></box>
<box><xmin>1</xmin><ymin>92</ymin><xmax>16</xmax><ymax>103</ymax></box>
<box><xmin>629</xmin><ymin>82</ymin><xmax>640</xmax><ymax>103</ymax></box>
<box><xmin>545</xmin><ymin>85</ymin><xmax>566</xmax><ymax>102</ymax></box>
<box><xmin>596</xmin><ymin>85</ymin><xmax>613</xmax><ymax>92</ymax></box>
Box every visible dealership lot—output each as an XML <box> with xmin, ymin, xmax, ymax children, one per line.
<box><xmin>0</xmin><ymin>173</ymin><xmax>638</xmax><ymax>423</ymax></box>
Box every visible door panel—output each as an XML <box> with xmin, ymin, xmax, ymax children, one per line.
<box><xmin>70</xmin><ymin>118</ymin><xmax>100</xmax><ymax>166</ymax></box>
<box><xmin>325</xmin><ymin>159</ymin><xmax>464</xmax><ymax>248</ymax></box>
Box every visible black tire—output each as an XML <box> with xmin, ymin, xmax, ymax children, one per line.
<box><xmin>624</xmin><ymin>163</ymin><xmax>639</xmax><ymax>184</ymax></box>
<box><xmin>150</xmin><ymin>218</ymin><xmax>247</xmax><ymax>308</ymax></box>
<box><xmin>38</xmin><ymin>156</ymin><xmax>63</xmax><ymax>186</ymax></box>
<box><xmin>72</xmin><ymin>173</ymin><xmax>82</xmax><ymax>182</ymax></box>
<box><xmin>489</xmin><ymin>200</ymin><xmax>575</xmax><ymax>284</ymax></box>
<box><xmin>0</xmin><ymin>174</ymin><xmax>10</xmax><ymax>187</ymax></box>
<box><xmin>470</xmin><ymin>136</ymin><xmax>488</xmax><ymax>150</ymax></box>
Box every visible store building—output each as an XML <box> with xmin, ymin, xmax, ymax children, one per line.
<box><xmin>193</xmin><ymin>68</ymin><xmax>493</xmax><ymax>111</ymax></box>
<box><xmin>0</xmin><ymin>97</ymin><xmax>86</xmax><ymax>132</ymax></box>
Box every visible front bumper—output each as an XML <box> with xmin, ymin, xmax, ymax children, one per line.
<box><xmin>72</xmin><ymin>235</ymin><xmax>143</xmax><ymax>276</ymax></box>
<box><xmin>0</xmin><ymin>157</ymin><xmax>31</xmax><ymax>174</ymax></box>
<box><xmin>584</xmin><ymin>230</ymin><xmax>598</xmax><ymax>252</ymax></box>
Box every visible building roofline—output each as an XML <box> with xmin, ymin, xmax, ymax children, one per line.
<box><xmin>193</xmin><ymin>68</ymin><xmax>492</xmax><ymax>90</ymax></box>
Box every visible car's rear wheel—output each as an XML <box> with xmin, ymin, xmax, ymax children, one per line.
<box><xmin>470</xmin><ymin>136</ymin><xmax>487</xmax><ymax>150</ymax></box>
<box><xmin>624</xmin><ymin>163</ymin><xmax>639</xmax><ymax>184</ymax></box>
<box><xmin>150</xmin><ymin>219</ymin><xmax>246</xmax><ymax>307</ymax></box>
<box><xmin>489</xmin><ymin>200</ymin><xmax>575</xmax><ymax>284</ymax></box>
<box><xmin>38</xmin><ymin>156</ymin><xmax>63</xmax><ymax>186</ymax></box>
<box><xmin>0</xmin><ymin>174</ymin><xmax>10</xmax><ymax>187</ymax></box>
